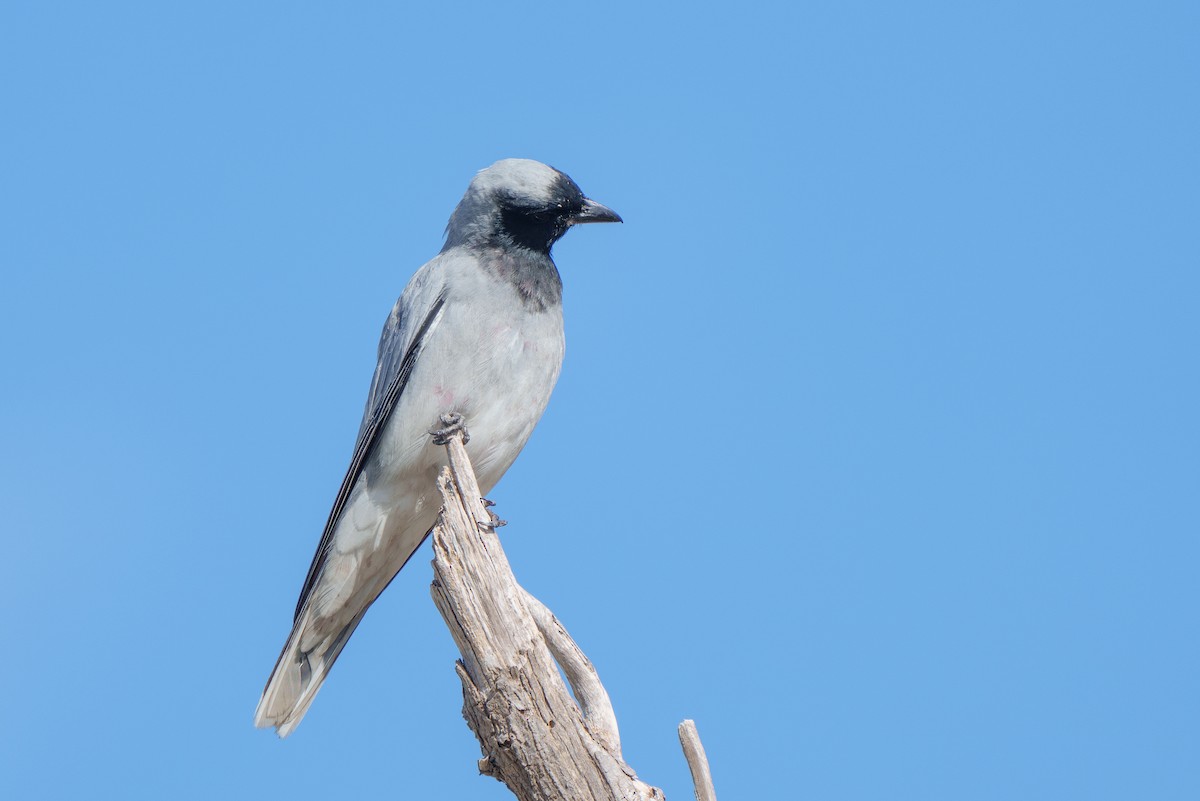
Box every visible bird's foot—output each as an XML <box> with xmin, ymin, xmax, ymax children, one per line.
<box><xmin>481</xmin><ymin>498</ymin><xmax>507</xmax><ymax>528</ymax></box>
<box><xmin>430</xmin><ymin>412</ymin><xmax>470</xmax><ymax>445</ymax></box>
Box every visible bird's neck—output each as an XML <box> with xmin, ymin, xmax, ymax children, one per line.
<box><xmin>472</xmin><ymin>243</ymin><xmax>563</xmax><ymax>313</ymax></box>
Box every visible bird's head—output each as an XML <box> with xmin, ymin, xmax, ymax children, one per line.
<box><xmin>444</xmin><ymin>159</ymin><xmax>622</xmax><ymax>255</ymax></box>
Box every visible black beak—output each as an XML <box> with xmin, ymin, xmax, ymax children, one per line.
<box><xmin>570</xmin><ymin>198</ymin><xmax>623</xmax><ymax>225</ymax></box>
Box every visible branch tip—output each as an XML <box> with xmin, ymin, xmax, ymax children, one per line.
<box><xmin>678</xmin><ymin>719</ymin><xmax>718</xmax><ymax>801</ymax></box>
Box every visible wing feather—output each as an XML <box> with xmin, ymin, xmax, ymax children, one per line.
<box><xmin>291</xmin><ymin>283</ymin><xmax>448</xmax><ymax>621</ymax></box>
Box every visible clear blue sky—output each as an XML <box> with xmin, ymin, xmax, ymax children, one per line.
<box><xmin>2</xmin><ymin>2</ymin><xmax>1196</xmax><ymax>799</ymax></box>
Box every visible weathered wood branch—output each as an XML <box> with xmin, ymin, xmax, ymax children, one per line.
<box><xmin>521</xmin><ymin>590</ymin><xmax>621</xmax><ymax>757</ymax></box>
<box><xmin>678</xmin><ymin>721</ymin><xmax>717</xmax><ymax>801</ymax></box>
<box><xmin>428</xmin><ymin>432</ymin><xmax>717</xmax><ymax>801</ymax></box>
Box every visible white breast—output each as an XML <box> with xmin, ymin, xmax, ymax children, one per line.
<box><xmin>369</xmin><ymin>259</ymin><xmax>565</xmax><ymax>508</ymax></box>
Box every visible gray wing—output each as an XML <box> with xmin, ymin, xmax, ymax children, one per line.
<box><xmin>292</xmin><ymin>270</ymin><xmax>448</xmax><ymax>621</ymax></box>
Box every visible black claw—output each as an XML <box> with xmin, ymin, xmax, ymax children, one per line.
<box><xmin>429</xmin><ymin>412</ymin><xmax>470</xmax><ymax>445</ymax></box>
<box><xmin>479</xmin><ymin>498</ymin><xmax>505</xmax><ymax>527</ymax></box>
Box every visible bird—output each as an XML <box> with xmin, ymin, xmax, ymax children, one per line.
<box><xmin>254</xmin><ymin>159</ymin><xmax>621</xmax><ymax>737</ymax></box>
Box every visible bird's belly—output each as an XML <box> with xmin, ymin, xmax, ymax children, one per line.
<box><xmin>365</xmin><ymin>303</ymin><xmax>564</xmax><ymax>515</ymax></box>
<box><xmin>319</xmin><ymin>314</ymin><xmax>562</xmax><ymax>623</ymax></box>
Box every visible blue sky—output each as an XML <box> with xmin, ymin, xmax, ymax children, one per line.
<box><xmin>2</xmin><ymin>2</ymin><xmax>1197</xmax><ymax>799</ymax></box>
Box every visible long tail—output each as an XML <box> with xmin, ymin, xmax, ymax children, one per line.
<box><xmin>254</xmin><ymin>606</ymin><xmax>367</xmax><ymax>738</ymax></box>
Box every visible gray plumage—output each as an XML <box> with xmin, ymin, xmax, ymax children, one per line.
<box><xmin>255</xmin><ymin>159</ymin><xmax>620</xmax><ymax>737</ymax></box>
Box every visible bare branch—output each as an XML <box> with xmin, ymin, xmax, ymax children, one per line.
<box><xmin>521</xmin><ymin>588</ymin><xmax>622</xmax><ymax>757</ymax></box>
<box><xmin>428</xmin><ymin>431</ymin><xmax>721</xmax><ymax>799</ymax></box>
<box><xmin>677</xmin><ymin>720</ymin><xmax>718</xmax><ymax>801</ymax></box>
<box><xmin>429</xmin><ymin>431</ymin><xmax>664</xmax><ymax>801</ymax></box>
